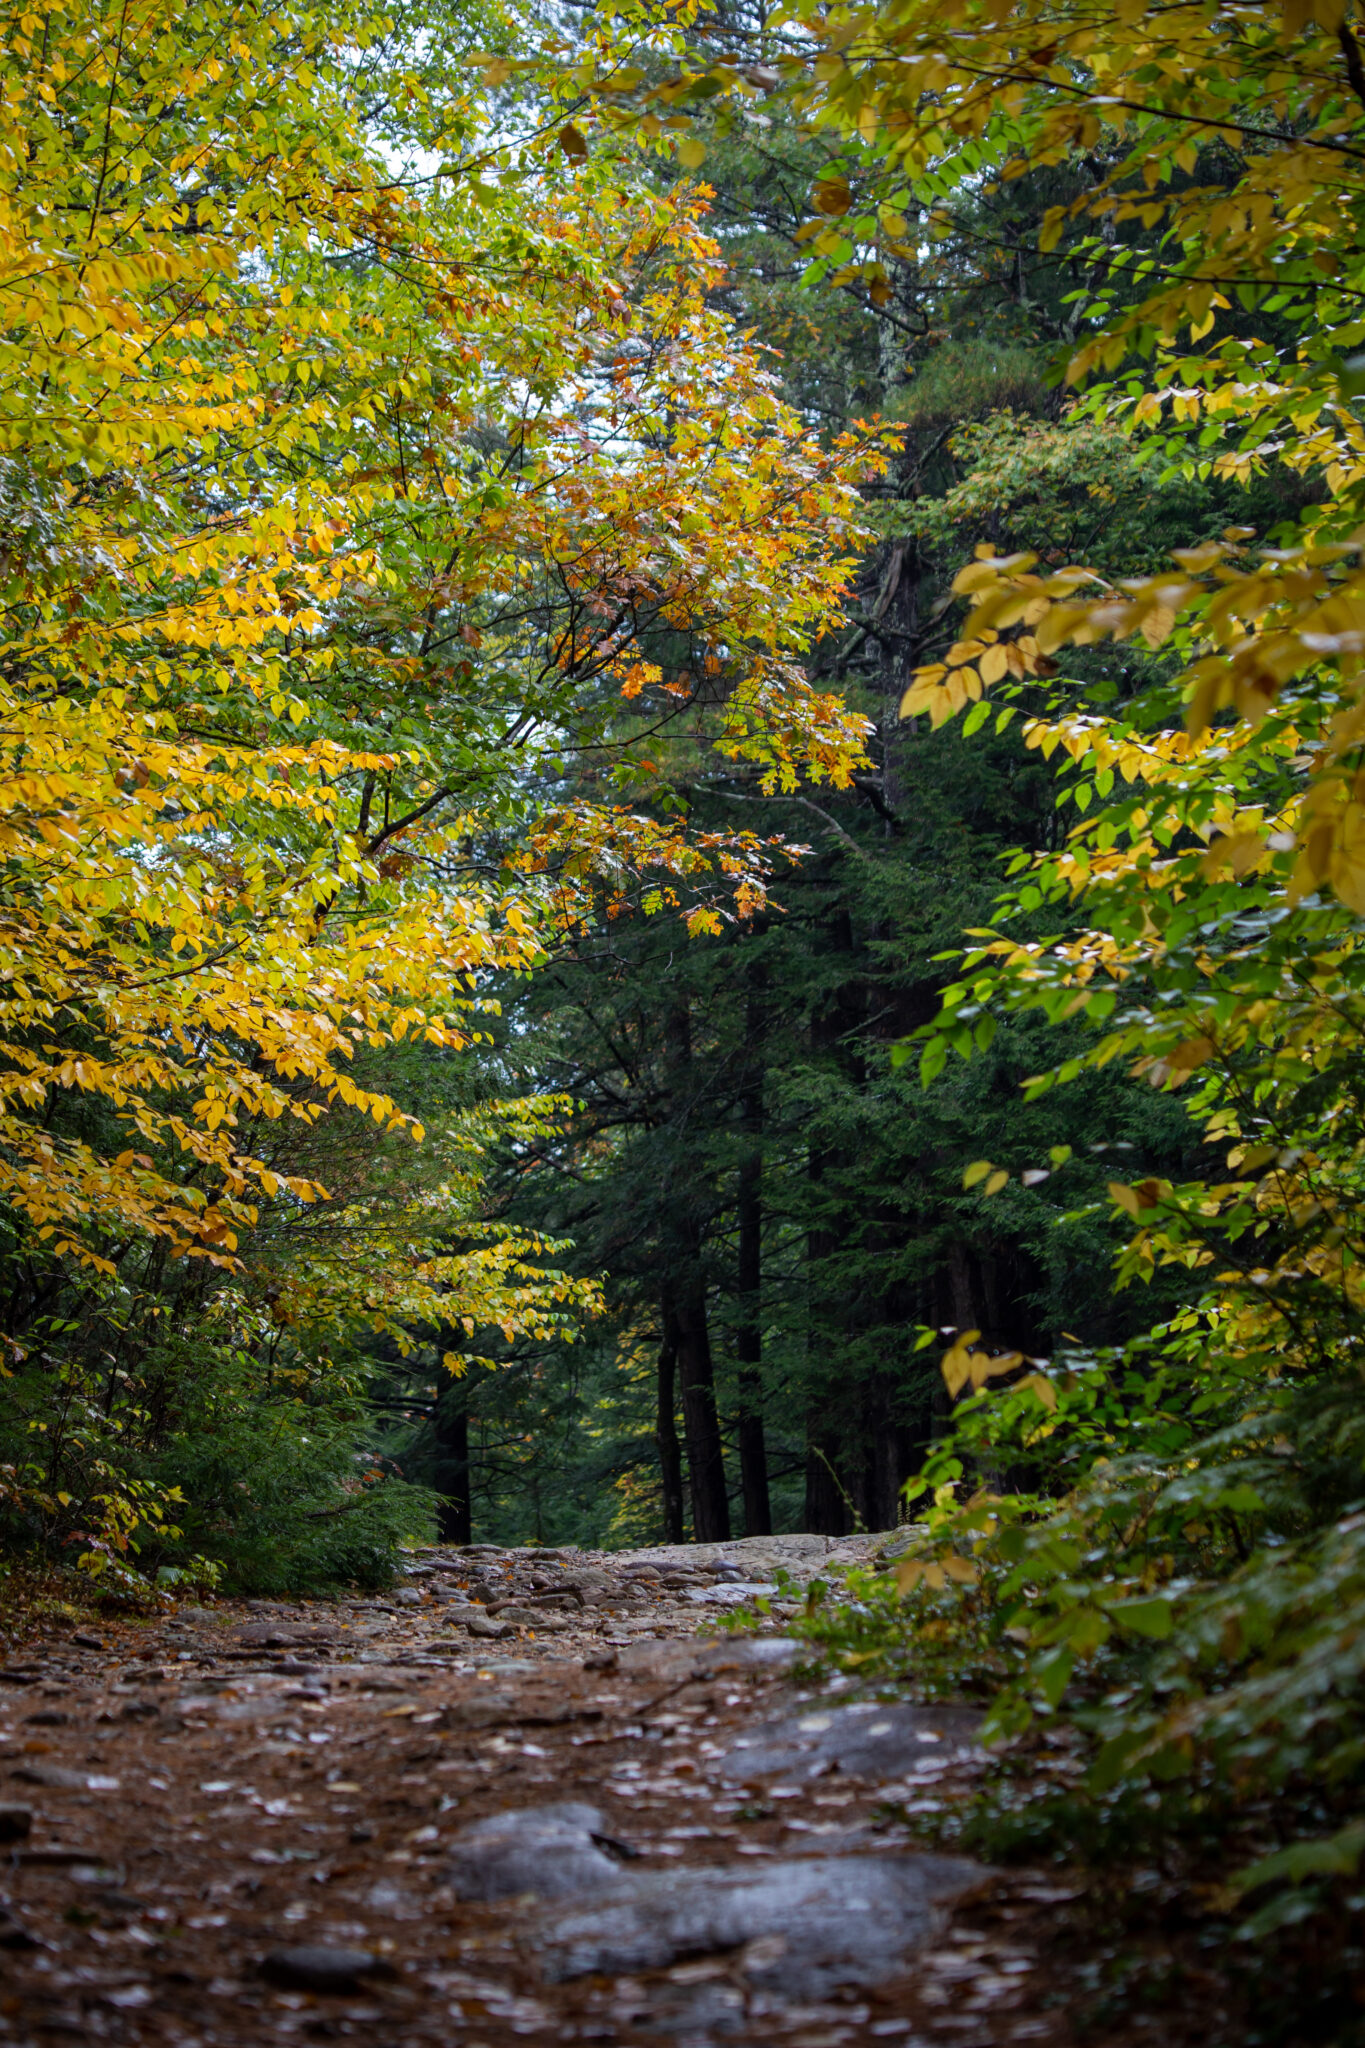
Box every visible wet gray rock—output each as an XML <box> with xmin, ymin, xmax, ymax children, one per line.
<box><xmin>563</xmin><ymin>1571</ymin><xmax>619</xmax><ymax>1601</ymax></box>
<box><xmin>536</xmin><ymin>1852</ymin><xmax>985</xmax><ymax>1997</ymax></box>
<box><xmin>394</xmin><ymin>1586</ymin><xmax>423</xmax><ymax>1607</ymax></box>
<box><xmin>684</xmin><ymin>1582</ymin><xmax>776</xmax><ymax>1605</ymax></box>
<box><xmin>605</xmin><ymin>1535</ymin><xmax>872</xmax><ymax>1579</ymax></box>
<box><xmin>260</xmin><ymin>1946</ymin><xmax>392</xmax><ymax>1992</ymax></box>
<box><xmin>720</xmin><ymin>1699</ymin><xmax>983</xmax><ymax>1783</ymax></box>
<box><xmin>364</xmin><ymin>1878</ymin><xmax>421</xmax><ymax>1920</ymax></box>
<box><xmin>445</xmin><ymin>1802</ymin><xmax>633</xmax><ymax>1903</ymax></box>
<box><xmin>491</xmin><ymin>1605</ymin><xmax>572</xmax><ymax>1631</ymax></box>
<box><xmin>9</xmin><ymin>1762</ymin><xmax>88</xmax><ymax>1789</ymax></box>
<box><xmin>638</xmin><ymin>1977</ymin><xmax>748</xmax><ymax>2040</ymax></box>
<box><xmin>438</xmin><ymin>1689</ymin><xmax>520</xmax><ymax>1730</ymax></box>
<box><xmin>611</xmin><ymin>1637</ymin><xmax>801</xmax><ymax>1684</ymax></box>
<box><xmin>463</xmin><ymin>1612</ymin><xmax>515</xmax><ymax>1641</ymax></box>
<box><xmin>235</xmin><ymin>1622</ymin><xmax>336</xmax><ymax>1648</ymax></box>
<box><xmin>117</xmin><ymin>1697</ymin><xmax>160</xmax><ymax>1721</ymax></box>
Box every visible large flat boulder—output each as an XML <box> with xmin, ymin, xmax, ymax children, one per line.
<box><xmin>535</xmin><ymin>1851</ymin><xmax>987</xmax><ymax>1998</ymax></box>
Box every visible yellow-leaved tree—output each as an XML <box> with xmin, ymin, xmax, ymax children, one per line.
<box><xmin>0</xmin><ymin>0</ymin><xmax>884</xmax><ymax>1583</ymax></box>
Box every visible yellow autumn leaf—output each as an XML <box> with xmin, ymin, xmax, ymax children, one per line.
<box><xmin>941</xmin><ymin>1329</ymin><xmax>982</xmax><ymax>1398</ymax></box>
<box><xmin>812</xmin><ymin>176</ymin><xmax>852</xmax><ymax>216</ymax></box>
<box><xmin>1015</xmin><ymin>1373</ymin><xmax>1058</xmax><ymax>1412</ymax></box>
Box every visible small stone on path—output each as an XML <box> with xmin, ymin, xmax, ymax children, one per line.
<box><xmin>260</xmin><ymin>1946</ymin><xmax>393</xmax><ymax>1992</ymax></box>
<box><xmin>445</xmin><ymin>1801</ymin><xmax>633</xmax><ymax>1902</ymax></box>
<box><xmin>463</xmin><ymin>1612</ymin><xmax>515</xmax><ymax>1640</ymax></box>
<box><xmin>720</xmin><ymin>1699</ymin><xmax>984</xmax><ymax>1783</ymax></box>
<box><xmin>9</xmin><ymin>1762</ymin><xmax>89</xmax><ymax>1789</ymax></box>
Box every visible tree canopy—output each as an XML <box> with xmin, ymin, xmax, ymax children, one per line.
<box><xmin>0</xmin><ymin>0</ymin><xmax>881</xmax><ymax>1578</ymax></box>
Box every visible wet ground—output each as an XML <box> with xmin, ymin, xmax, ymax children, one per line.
<box><xmin>0</xmin><ymin>1538</ymin><xmax>1078</xmax><ymax>2048</ymax></box>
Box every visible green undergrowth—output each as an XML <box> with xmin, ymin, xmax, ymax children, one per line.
<box><xmin>740</xmin><ymin>1318</ymin><xmax>1365</xmax><ymax>2046</ymax></box>
<box><xmin>0</xmin><ymin>1562</ymin><xmax>120</xmax><ymax>1640</ymax></box>
<box><xmin>0</xmin><ymin>1335</ymin><xmax>434</xmax><ymax>1599</ymax></box>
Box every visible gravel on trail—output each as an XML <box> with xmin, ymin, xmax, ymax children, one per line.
<box><xmin>0</xmin><ymin>1535</ymin><xmax>1075</xmax><ymax>2048</ymax></box>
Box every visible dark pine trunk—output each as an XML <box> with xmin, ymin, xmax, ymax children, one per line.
<box><xmin>673</xmin><ymin>1273</ymin><xmax>730</xmax><ymax>1543</ymax></box>
<box><xmin>852</xmin><ymin>1370</ymin><xmax>902</xmax><ymax>1532</ymax></box>
<box><xmin>657</xmin><ymin>1303</ymin><xmax>685</xmax><ymax>1544</ymax></box>
<box><xmin>806</xmin><ymin>1155</ymin><xmax>847</xmax><ymax>1540</ymax></box>
<box><xmin>804</xmin><ymin>1425</ymin><xmax>850</xmax><ymax>1535</ymax></box>
<box><xmin>736</xmin><ymin>1062</ymin><xmax>771</xmax><ymax>1536</ymax></box>
<box><xmin>804</xmin><ymin>1140</ymin><xmax>849</xmax><ymax>1535</ymax></box>
<box><xmin>803</xmin><ymin>911</ymin><xmax>863</xmax><ymax>1536</ymax></box>
<box><xmin>661</xmin><ymin>996</ymin><xmax>731</xmax><ymax>1545</ymax></box>
<box><xmin>432</xmin><ymin>1387</ymin><xmax>471</xmax><ymax>1543</ymax></box>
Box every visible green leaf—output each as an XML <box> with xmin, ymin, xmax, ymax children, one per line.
<box><xmin>1108</xmin><ymin>1595</ymin><xmax>1175</xmax><ymax>1640</ymax></box>
<box><xmin>1089</xmin><ymin>1726</ymin><xmax>1151</xmax><ymax>1794</ymax></box>
<box><xmin>1213</xmin><ymin>1483</ymin><xmax>1265</xmax><ymax>1515</ymax></box>
<box><xmin>1032</xmin><ymin>1644</ymin><xmax>1074</xmax><ymax>1709</ymax></box>
<box><xmin>1235</xmin><ymin>1823</ymin><xmax>1365</xmax><ymax>1895</ymax></box>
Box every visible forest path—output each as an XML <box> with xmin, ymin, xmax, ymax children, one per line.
<box><xmin>0</xmin><ymin>1539</ymin><xmax>1079</xmax><ymax>2048</ymax></box>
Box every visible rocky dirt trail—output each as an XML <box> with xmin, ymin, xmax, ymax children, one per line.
<box><xmin>0</xmin><ymin>1537</ymin><xmax>1077</xmax><ymax>2048</ymax></box>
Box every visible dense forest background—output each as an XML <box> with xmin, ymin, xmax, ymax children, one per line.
<box><xmin>371</xmin><ymin>96</ymin><xmax>1296</xmax><ymax>1554</ymax></box>
<box><xmin>0</xmin><ymin>0</ymin><xmax>1316</xmax><ymax>1584</ymax></box>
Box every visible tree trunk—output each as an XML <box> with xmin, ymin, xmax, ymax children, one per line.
<box><xmin>803</xmin><ymin>918</ymin><xmax>863</xmax><ymax>1535</ymax></box>
<box><xmin>673</xmin><ymin>1274</ymin><xmax>730</xmax><ymax>1543</ymax></box>
<box><xmin>853</xmin><ymin>1370</ymin><xmax>901</xmax><ymax>1532</ymax></box>
<box><xmin>432</xmin><ymin>1387</ymin><xmax>471</xmax><ymax>1543</ymax></box>
<box><xmin>660</xmin><ymin>995</ymin><xmax>730</xmax><ymax>1544</ymax></box>
<box><xmin>804</xmin><ymin>1423</ymin><xmax>849</xmax><ymax>1535</ymax></box>
<box><xmin>736</xmin><ymin>1035</ymin><xmax>771</xmax><ymax>1536</ymax></box>
<box><xmin>657</xmin><ymin>1303</ymin><xmax>685</xmax><ymax>1544</ymax></box>
<box><xmin>805</xmin><ymin>1138</ymin><xmax>848</xmax><ymax>1534</ymax></box>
